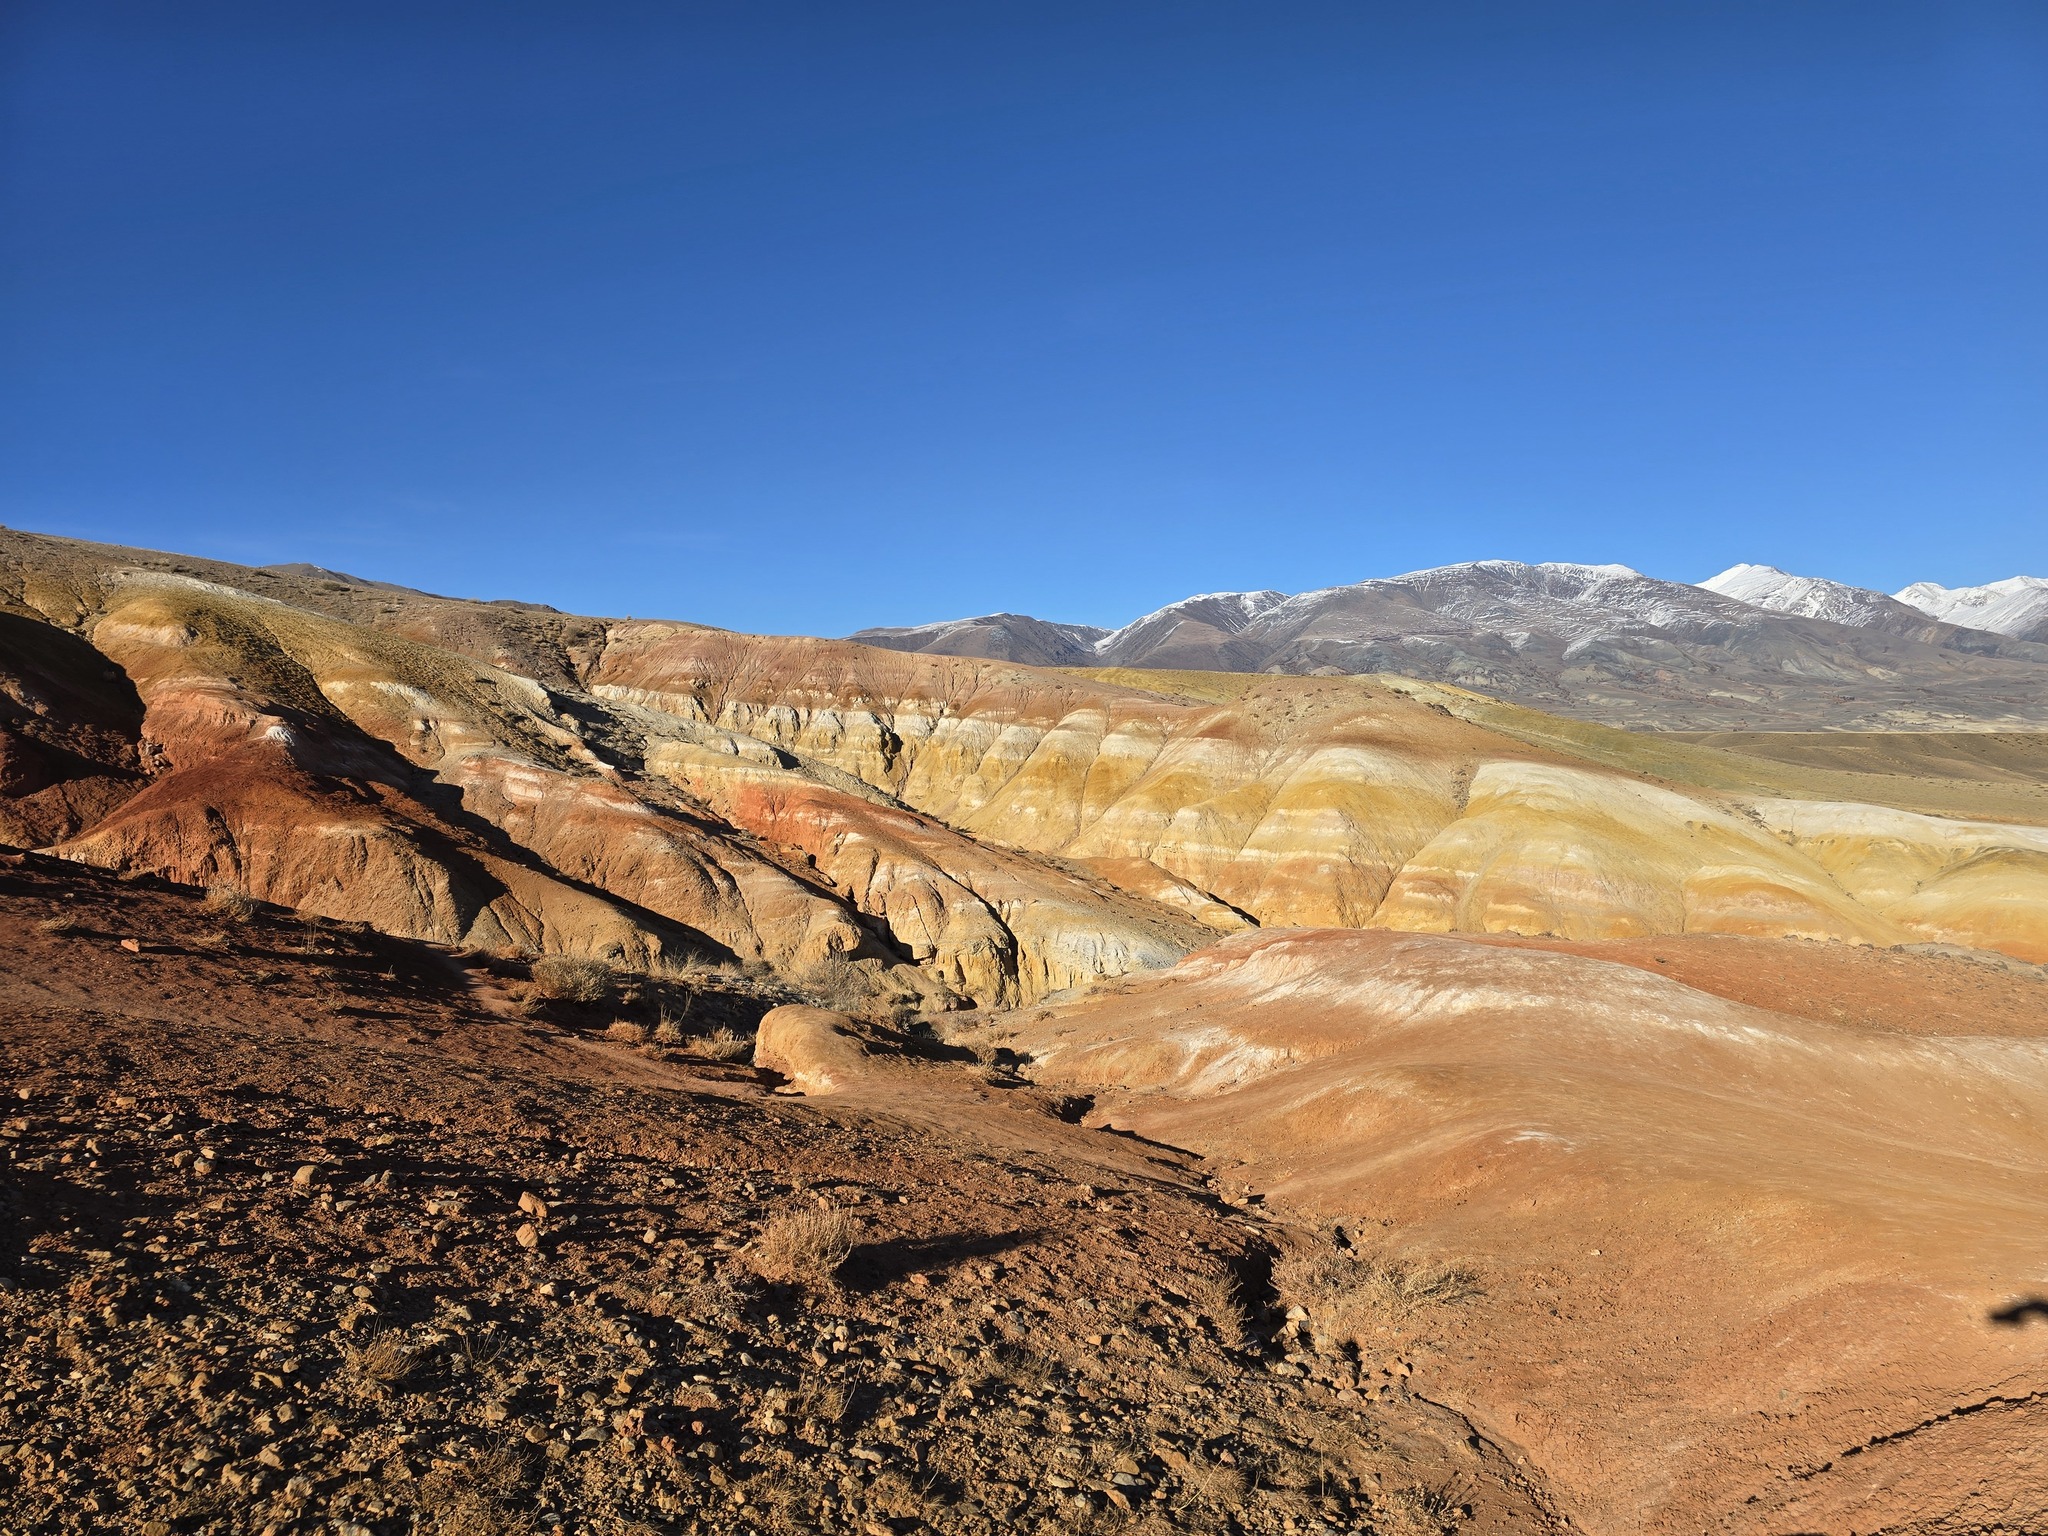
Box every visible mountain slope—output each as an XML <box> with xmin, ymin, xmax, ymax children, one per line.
<box><xmin>1696</xmin><ymin>562</ymin><xmax>2034</xmax><ymax>656</ymax></box>
<box><xmin>846</xmin><ymin>613</ymin><xmax>1107</xmax><ymax>667</ymax></box>
<box><xmin>1898</xmin><ymin>574</ymin><xmax>2048</xmax><ymax>643</ymax></box>
<box><xmin>856</xmin><ymin>560</ymin><xmax>2048</xmax><ymax>729</ymax></box>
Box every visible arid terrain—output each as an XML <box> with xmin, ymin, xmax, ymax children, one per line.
<box><xmin>5</xmin><ymin>526</ymin><xmax>2048</xmax><ymax>1535</ymax></box>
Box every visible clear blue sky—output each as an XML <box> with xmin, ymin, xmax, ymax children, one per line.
<box><xmin>3</xmin><ymin>3</ymin><xmax>2043</xmax><ymax>634</ymax></box>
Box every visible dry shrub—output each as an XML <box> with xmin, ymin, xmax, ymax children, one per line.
<box><xmin>531</xmin><ymin>955</ymin><xmax>614</xmax><ymax>1005</ymax></box>
<box><xmin>348</xmin><ymin>1330</ymin><xmax>424</xmax><ymax>1388</ymax></box>
<box><xmin>689</xmin><ymin>1027</ymin><xmax>752</xmax><ymax>1063</ymax></box>
<box><xmin>1174</xmin><ymin>1266</ymin><xmax>1249</xmax><ymax>1344</ymax></box>
<box><xmin>787</xmin><ymin>1375</ymin><xmax>849</xmax><ymax>1428</ymax></box>
<box><xmin>748</xmin><ymin>1205</ymin><xmax>856</xmax><ymax>1288</ymax></box>
<box><xmin>1271</xmin><ymin>1244</ymin><xmax>1480</xmax><ymax>1352</ymax></box>
<box><xmin>866</xmin><ymin>1468</ymin><xmax>943</xmax><ymax>1521</ymax></box>
<box><xmin>652</xmin><ymin>1011</ymin><xmax>689</xmax><ymax>1046</ymax></box>
<box><xmin>191</xmin><ymin>929</ymin><xmax>232</xmax><ymax>952</ymax></box>
<box><xmin>1374</xmin><ymin>1484</ymin><xmax>1467</xmax><ymax>1536</ymax></box>
<box><xmin>34</xmin><ymin>913</ymin><xmax>79</xmax><ymax>935</ymax></box>
<box><xmin>1179</xmin><ymin>1459</ymin><xmax>1249</xmax><ymax>1510</ymax></box>
<box><xmin>603</xmin><ymin>1021</ymin><xmax>648</xmax><ymax>1044</ymax></box>
<box><xmin>409</xmin><ymin>1446</ymin><xmax>535</xmax><ymax>1536</ymax></box>
<box><xmin>204</xmin><ymin>884</ymin><xmax>257</xmax><ymax>922</ymax></box>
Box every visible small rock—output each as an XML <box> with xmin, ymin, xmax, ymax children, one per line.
<box><xmin>518</xmin><ymin>1191</ymin><xmax>549</xmax><ymax>1219</ymax></box>
<box><xmin>291</xmin><ymin>1165</ymin><xmax>318</xmax><ymax>1189</ymax></box>
<box><xmin>119</xmin><ymin>938</ymin><xmax>141</xmax><ymax>953</ymax></box>
<box><xmin>516</xmin><ymin>1223</ymin><xmax>540</xmax><ymax>1250</ymax></box>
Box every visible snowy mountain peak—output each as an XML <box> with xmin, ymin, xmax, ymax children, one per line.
<box><xmin>1092</xmin><ymin>589</ymin><xmax>1286</xmax><ymax>654</ymax></box>
<box><xmin>1894</xmin><ymin>576</ymin><xmax>2048</xmax><ymax>642</ymax></box>
<box><xmin>1698</xmin><ymin>564</ymin><xmax>1915</xmax><ymax>627</ymax></box>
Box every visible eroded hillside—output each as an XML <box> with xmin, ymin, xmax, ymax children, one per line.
<box><xmin>4</xmin><ymin>528</ymin><xmax>2047</xmax><ymax>1008</ymax></box>
<box><xmin>7</xmin><ymin>527</ymin><xmax>2048</xmax><ymax>1534</ymax></box>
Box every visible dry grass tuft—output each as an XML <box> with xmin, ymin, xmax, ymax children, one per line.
<box><xmin>409</xmin><ymin>1445</ymin><xmax>535</xmax><ymax>1535</ymax></box>
<box><xmin>787</xmin><ymin>1374</ymin><xmax>850</xmax><ymax>1429</ymax></box>
<box><xmin>1374</xmin><ymin>1483</ymin><xmax>1468</xmax><ymax>1536</ymax></box>
<box><xmin>651</xmin><ymin>1010</ymin><xmax>689</xmax><ymax>1046</ymax></box>
<box><xmin>531</xmin><ymin>955</ymin><xmax>614</xmax><ymax>1005</ymax></box>
<box><xmin>1272</xmin><ymin>1242</ymin><xmax>1481</xmax><ymax>1352</ymax></box>
<box><xmin>203</xmin><ymin>884</ymin><xmax>258</xmax><ymax>922</ymax></box>
<box><xmin>670</xmin><ymin>1273</ymin><xmax>749</xmax><ymax>1327</ymax></box>
<box><xmin>1174</xmin><ymin>1266</ymin><xmax>1250</xmax><ymax>1344</ymax></box>
<box><xmin>603</xmin><ymin>1021</ymin><xmax>648</xmax><ymax>1044</ymax></box>
<box><xmin>747</xmin><ymin>1205</ymin><xmax>857</xmax><ymax>1288</ymax></box>
<box><xmin>1179</xmin><ymin>1459</ymin><xmax>1250</xmax><ymax>1509</ymax></box>
<box><xmin>35</xmin><ymin>913</ymin><xmax>80</xmax><ymax>935</ymax></box>
<box><xmin>348</xmin><ymin>1330</ymin><xmax>425</xmax><ymax>1389</ymax></box>
<box><xmin>688</xmin><ymin>1027</ymin><xmax>752</xmax><ymax>1063</ymax></box>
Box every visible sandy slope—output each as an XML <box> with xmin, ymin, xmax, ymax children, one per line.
<box><xmin>990</xmin><ymin>928</ymin><xmax>2048</xmax><ymax>1533</ymax></box>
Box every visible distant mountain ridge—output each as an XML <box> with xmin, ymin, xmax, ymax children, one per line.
<box><xmin>1896</xmin><ymin>575</ymin><xmax>2048</xmax><ymax>644</ymax></box>
<box><xmin>849</xmin><ymin>559</ymin><xmax>2048</xmax><ymax>730</ymax></box>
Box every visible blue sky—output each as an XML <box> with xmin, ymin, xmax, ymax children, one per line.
<box><xmin>3</xmin><ymin>2</ymin><xmax>2043</xmax><ymax>634</ymax></box>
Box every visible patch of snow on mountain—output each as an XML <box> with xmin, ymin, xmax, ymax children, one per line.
<box><xmin>1092</xmin><ymin>590</ymin><xmax>1287</xmax><ymax>654</ymax></box>
<box><xmin>1699</xmin><ymin>564</ymin><xmax>1915</xmax><ymax>627</ymax></box>
<box><xmin>1896</xmin><ymin>576</ymin><xmax>2048</xmax><ymax>641</ymax></box>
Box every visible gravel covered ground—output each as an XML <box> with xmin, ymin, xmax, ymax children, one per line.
<box><xmin>0</xmin><ymin>854</ymin><xmax>1558</xmax><ymax>1536</ymax></box>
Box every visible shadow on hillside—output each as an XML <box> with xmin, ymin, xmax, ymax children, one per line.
<box><xmin>841</xmin><ymin>1227</ymin><xmax>1041</xmax><ymax>1292</ymax></box>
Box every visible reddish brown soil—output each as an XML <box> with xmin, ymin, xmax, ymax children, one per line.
<box><xmin>0</xmin><ymin>855</ymin><xmax>1562</xmax><ymax>1536</ymax></box>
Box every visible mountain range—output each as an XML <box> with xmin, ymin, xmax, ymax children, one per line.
<box><xmin>851</xmin><ymin>562</ymin><xmax>2048</xmax><ymax>730</ymax></box>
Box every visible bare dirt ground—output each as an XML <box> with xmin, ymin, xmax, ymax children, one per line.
<box><xmin>1472</xmin><ymin>929</ymin><xmax>2048</xmax><ymax>1037</ymax></box>
<box><xmin>0</xmin><ymin>854</ymin><xmax>1562</xmax><ymax>1536</ymax></box>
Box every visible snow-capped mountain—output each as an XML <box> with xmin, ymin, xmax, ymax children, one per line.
<box><xmin>1700</xmin><ymin>564</ymin><xmax>1928</xmax><ymax>629</ymax></box>
<box><xmin>1090</xmin><ymin>589</ymin><xmax>1287</xmax><ymax>671</ymax></box>
<box><xmin>1695</xmin><ymin>563</ymin><xmax>2033</xmax><ymax>654</ymax></box>
<box><xmin>849</xmin><ymin>559</ymin><xmax>2048</xmax><ymax>729</ymax></box>
<box><xmin>1896</xmin><ymin>576</ymin><xmax>2048</xmax><ymax>644</ymax></box>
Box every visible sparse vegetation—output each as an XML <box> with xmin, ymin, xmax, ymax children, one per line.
<box><xmin>204</xmin><ymin>884</ymin><xmax>258</xmax><ymax>922</ymax></box>
<box><xmin>348</xmin><ymin>1330</ymin><xmax>424</xmax><ymax>1389</ymax></box>
<box><xmin>531</xmin><ymin>954</ymin><xmax>614</xmax><ymax>1004</ymax></box>
<box><xmin>1174</xmin><ymin>1265</ymin><xmax>1250</xmax><ymax>1344</ymax></box>
<box><xmin>1374</xmin><ymin>1483</ymin><xmax>1469</xmax><ymax>1536</ymax></box>
<box><xmin>602</xmin><ymin>1020</ymin><xmax>647</xmax><ymax>1043</ymax></box>
<box><xmin>409</xmin><ymin>1446</ymin><xmax>536</xmax><ymax>1536</ymax></box>
<box><xmin>747</xmin><ymin>1204</ymin><xmax>857</xmax><ymax>1288</ymax></box>
<box><xmin>689</xmin><ymin>1026</ymin><xmax>753</xmax><ymax>1063</ymax></box>
<box><xmin>1272</xmin><ymin>1240</ymin><xmax>1481</xmax><ymax>1352</ymax></box>
<box><xmin>34</xmin><ymin>913</ymin><xmax>79</xmax><ymax>935</ymax></box>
